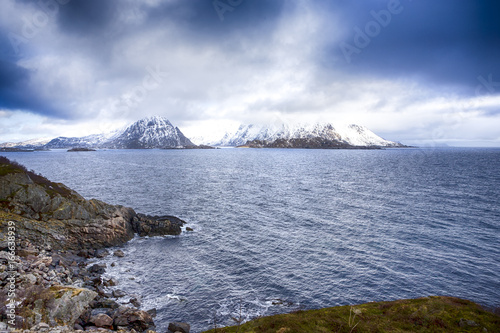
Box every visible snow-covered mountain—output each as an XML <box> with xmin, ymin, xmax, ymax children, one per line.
<box><xmin>0</xmin><ymin>137</ymin><xmax>52</xmax><ymax>148</ymax></box>
<box><xmin>210</xmin><ymin>123</ymin><xmax>404</xmax><ymax>148</ymax></box>
<box><xmin>103</xmin><ymin>116</ymin><xmax>194</xmax><ymax>149</ymax></box>
<box><xmin>43</xmin><ymin>116</ymin><xmax>195</xmax><ymax>149</ymax></box>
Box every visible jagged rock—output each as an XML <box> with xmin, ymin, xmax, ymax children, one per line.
<box><xmin>113</xmin><ymin>250</ymin><xmax>125</xmax><ymax>257</ymax></box>
<box><xmin>103</xmin><ymin>277</ymin><xmax>118</xmax><ymax>287</ymax></box>
<box><xmin>113</xmin><ymin>289</ymin><xmax>127</xmax><ymax>298</ymax></box>
<box><xmin>39</xmin><ymin>286</ymin><xmax>97</xmax><ymax>328</ymax></box>
<box><xmin>31</xmin><ymin>322</ymin><xmax>50</xmax><ymax>331</ymax></box>
<box><xmin>90</xmin><ymin>313</ymin><xmax>113</xmax><ymax>327</ymax></box>
<box><xmin>146</xmin><ymin>308</ymin><xmax>157</xmax><ymax>318</ymax></box>
<box><xmin>168</xmin><ymin>321</ymin><xmax>190</xmax><ymax>333</ymax></box>
<box><xmin>0</xmin><ymin>158</ymin><xmax>185</xmax><ymax>251</ymax></box>
<box><xmin>95</xmin><ymin>249</ymin><xmax>109</xmax><ymax>258</ymax></box>
<box><xmin>88</xmin><ymin>264</ymin><xmax>106</xmax><ymax>274</ymax></box>
<box><xmin>132</xmin><ymin>214</ymin><xmax>184</xmax><ymax>237</ymax></box>
<box><xmin>130</xmin><ymin>297</ymin><xmax>141</xmax><ymax>308</ymax></box>
<box><xmin>112</xmin><ymin>306</ymin><xmax>154</xmax><ymax>332</ymax></box>
<box><xmin>90</xmin><ymin>298</ymin><xmax>120</xmax><ymax>310</ymax></box>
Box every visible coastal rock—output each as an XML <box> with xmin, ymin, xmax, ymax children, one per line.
<box><xmin>113</xmin><ymin>250</ymin><xmax>125</xmax><ymax>257</ymax></box>
<box><xmin>113</xmin><ymin>289</ymin><xmax>127</xmax><ymax>298</ymax></box>
<box><xmin>132</xmin><ymin>214</ymin><xmax>184</xmax><ymax>237</ymax></box>
<box><xmin>104</xmin><ymin>277</ymin><xmax>118</xmax><ymax>287</ymax></box>
<box><xmin>0</xmin><ymin>157</ymin><xmax>185</xmax><ymax>251</ymax></box>
<box><xmin>0</xmin><ymin>157</ymin><xmax>188</xmax><ymax>332</ymax></box>
<box><xmin>90</xmin><ymin>313</ymin><xmax>113</xmax><ymax>327</ymax></box>
<box><xmin>146</xmin><ymin>308</ymin><xmax>157</xmax><ymax>318</ymax></box>
<box><xmin>45</xmin><ymin>286</ymin><xmax>97</xmax><ymax>327</ymax></box>
<box><xmin>95</xmin><ymin>249</ymin><xmax>110</xmax><ymax>258</ymax></box>
<box><xmin>88</xmin><ymin>264</ymin><xmax>106</xmax><ymax>274</ymax></box>
<box><xmin>112</xmin><ymin>306</ymin><xmax>154</xmax><ymax>332</ymax></box>
<box><xmin>130</xmin><ymin>297</ymin><xmax>141</xmax><ymax>308</ymax></box>
<box><xmin>168</xmin><ymin>321</ymin><xmax>190</xmax><ymax>333</ymax></box>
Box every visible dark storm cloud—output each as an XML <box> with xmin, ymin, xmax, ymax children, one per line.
<box><xmin>328</xmin><ymin>0</ymin><xmax>500</xmax><ymax>95</ymax></box>
<box><xmin>57</xmin><ymin>0</ymin><xmax>119</xmax><ymax>34</ymax></box>
<box><xmin>0</xmin><ymin>60</ymin><xmax>65</xmax><ymax>117</ymax></box>
<box><xmin>146</xmin><ymin>0</ymin><xmax>286</xmax><ymax>35</ymax></box>
<box><xmin>54</xmin><ymin>0</ymin><xmax>286</xmax><ymax>45</ymax></box>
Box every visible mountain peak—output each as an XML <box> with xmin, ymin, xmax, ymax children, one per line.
<box><xmin>41</xmin><ymin>116</ymin><xmax>195</xmax><ymax>149</ymax></box>
<box><xmin>209</xmin><ymin>122</ymin><xmax>403</xmax><ymax>147</ymax></box>
<box><xmin>104</xmin><ymin>116</ymin><xmax>194</xmax><ymax>149</ymax></box>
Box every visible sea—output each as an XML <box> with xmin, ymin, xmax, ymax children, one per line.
<box><xmin>3</xmin><ymin>147</ymin><xmax>500</xmax><ymax>333</ymax></box>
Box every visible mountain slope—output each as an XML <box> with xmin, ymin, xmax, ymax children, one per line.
<box><xmin>102</xmin><ymin>116</ymin><xmax>195</xmax><ymax>148</ymax></box>
<box><xmin>41</xmin><ymin>116</ymin><xmax>195</xmax><ymax>149</ymax></box>
<box><xmin>212</xmin><ymin>123</ymin><xmax>404</xmax><ymax>148</ymax></box>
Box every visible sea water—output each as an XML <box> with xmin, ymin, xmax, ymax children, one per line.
<box><xmin>4</xmin><ymin>148</ymin><xmax>500</xmax><ymax>332</ymax></box>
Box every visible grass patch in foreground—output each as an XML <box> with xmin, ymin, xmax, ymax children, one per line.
<box><xmin>203</xmin><ymin>296</ymin><xmax>500</xmax><ymax>333</ymax></box>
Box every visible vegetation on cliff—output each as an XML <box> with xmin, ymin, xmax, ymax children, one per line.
<box><xmin>204</xmin><ymin>296</ymin><xmax>499</xmax><ymax>333</ymax></box>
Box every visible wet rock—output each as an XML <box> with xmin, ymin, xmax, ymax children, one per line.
<box><xmin>113</xmin><ymin>250</ymin><xmax>125</xmax><ymax>257</ymax></box>
<box><xmin>90</xmin><ymin>313</ymin><xmax>113</xmax><ymax>327</ymax></box>
<box><xmin>132</xmin><ymin>214</ymin><xmax>183</xmax><ymax>237</ymax></box>
<box><xmin>112</xmin><ymin>306</ymin><xmax>154</xmax><ymax>332</ymax></box>
<box><xmin>168</xmin><ymin>321</ymin><xmax>190</xmax><ymax>333</ymax></box>
<box><xmin>88</xmin><ymin>263</ymin><xmax>106</xmax><ymax>274</ymax></box>
<box><xmin>146</xmin><ymin>308</ymin><xmax>157</xmax><ymax>318</ymax></box>
<box><xmin>95</xmin><ymin>249</ymin><xmax>109</xmax><ymax>258</ymax></box>
<box><xmin>90</xmin><ymin>298</ymin><xmax>120</xmax><ymax>310</ymax></box>
<box><xmin>104</xmin><ymin>277</ymin><xmax>118</xmax><ymax>287</ymax></box>
<box><xmin>130</xmin><ymin>297</ymin><xmax>141</xmax><ymax>308</ymax></box>
<box><xmin>186</xmin><ymin>227</ymin><xmax>194</xmax><ymax>232</ymax></box>
<box><xmin>113</xmin><ymin>289</ymin><xmax>127</xmax><ymax>298</ymax></box>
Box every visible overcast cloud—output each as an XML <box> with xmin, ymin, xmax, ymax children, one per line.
<box><xmin>0</xmin><ymin>0</ymin><xmax>499</xmax><ymax>146</ymax></box>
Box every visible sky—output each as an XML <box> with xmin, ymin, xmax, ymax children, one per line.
<box><xmin>0</xmin><ymin>0</ymin><xmax>499</xmax><ymax>146</ymax></box>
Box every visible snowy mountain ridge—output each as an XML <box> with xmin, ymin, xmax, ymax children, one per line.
<box><xmin>209</xmin><ymin>122</ymin><xmax>403</xmax><ymax>147</ymax></box>
<box><xmin>43</xmin><ymin>116</ymin><xmax>195</xmax><ymax>149</ymax></box>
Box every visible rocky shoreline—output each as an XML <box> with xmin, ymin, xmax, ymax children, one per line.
<box><xmin>0</xmin><ymin>156</ymin><xmax>190</xmax><ymax>333</ymax></box>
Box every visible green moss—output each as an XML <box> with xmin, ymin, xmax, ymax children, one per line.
<box><xmin>0</xmin><ymin>164</ymin><xmax>23</xmax><ymax>176</ymax></box>
<box><xmin>203</xmin><ymin>296</ymin><xmax>500</xmax><ymax>333</ymax></box>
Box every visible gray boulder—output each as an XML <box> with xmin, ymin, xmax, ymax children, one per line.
<box><xmin>168</xmin><ymin>321</ymin><xmax>190</xmax><ymax>333</ymax></box>
<box><xmin>112</xmin><ymin>306</ymin><xmax>154</xmax><ymax>332</ymax></box>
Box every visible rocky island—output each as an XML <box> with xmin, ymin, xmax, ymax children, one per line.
<box><xmin>0</xmin><ymin>156</ymin><xmax>187</xmax><ymax>332</ymax></box>
<box><xmin>67</xmin><ymin>148</ymin><xmax>97</xmax><ymax>152</ymax></box>
<box><xmin>237</xmin><ymin>138</ymin><xmax>383</xmax><ymax>149</ymax></box>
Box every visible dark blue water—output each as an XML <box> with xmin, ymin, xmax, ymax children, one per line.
<box><xmin>3</xmin><ymin>148</ymin><xmax>500</xmax><ymax>332</ymax></box>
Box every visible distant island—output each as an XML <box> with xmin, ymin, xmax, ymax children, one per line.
<box><xmin>67</xmin><ymin>147</ymin><xmax>96</xmax><ymax>152</ymax></box>
<box><xmin>237</xmin><ymin>138</ymin><xmax>383</xmax><ymax>149</ymax></box>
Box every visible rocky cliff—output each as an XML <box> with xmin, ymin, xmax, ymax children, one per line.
<box><xmin>0</xmin><ymin>156</ymin><xmax>183</xmax><ymax>251</ymax></box>
<box><xmin>0</xmin><ymin>156</ymin><xmax>187</xmax><ymax>332</ymax></box>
